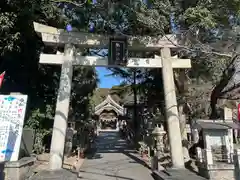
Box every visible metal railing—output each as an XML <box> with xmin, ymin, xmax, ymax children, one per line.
<box><xmin>197</xmin><ymin>148</ymin><xmax>233</xmax><ymax>165</ymax></box>
<box><xmin>211</xmin><ymin>145</ymin><xmax>231</xmax><ymax>163</ymax></box>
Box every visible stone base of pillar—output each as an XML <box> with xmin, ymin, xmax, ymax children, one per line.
<box><xmin>30</xmin><ymin>169</ymin><xmax>77</xmax><ymax>180</ymax></box>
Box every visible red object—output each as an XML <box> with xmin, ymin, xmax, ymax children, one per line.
<box><xmin>0</xmin><ymin>71</ymin><xmax>5</xmax><ymax>88</ymax></box>
<box><xmin>80</xmin><ymin>152</ymin><xmax>84</xmax><ymax>158</ymax></box>
<box><xmin>238</xmin><ymin>104</ymin><xmax>240</xmax><ymax>121</ymax></box>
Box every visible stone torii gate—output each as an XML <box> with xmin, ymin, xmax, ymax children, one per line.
<box><xmin>33</xmin><ymin>22</ymin><xmax>191</xmax><ymax>171</ymax></box>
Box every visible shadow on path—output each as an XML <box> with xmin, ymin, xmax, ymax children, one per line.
<box><xmin>79</xmin><ymin>130</ymin><xmax>154</xmax><ymax>180</ymax></box>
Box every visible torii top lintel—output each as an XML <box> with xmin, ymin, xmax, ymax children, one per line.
<box><xmin>33</xmin><ymin>22</ymin><xmax>178</xmax><ymax>51</ymax></box>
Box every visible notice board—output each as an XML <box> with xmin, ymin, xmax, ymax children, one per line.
<box><xmin>0</xmin><ymin>95</ymin><xmax>28</xmax><ymax>161</ymax></box>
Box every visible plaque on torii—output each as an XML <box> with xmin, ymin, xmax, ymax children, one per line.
<box><xmin>108</xmin><ymin>37</ymin><xmax>128</xmax><ymax>66</ymax></box>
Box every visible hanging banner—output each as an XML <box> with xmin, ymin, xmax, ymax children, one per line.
<box><xmin>0</xmin><ymin>95</ymin><xmax>28</xmax><ymax>162</ymax></box>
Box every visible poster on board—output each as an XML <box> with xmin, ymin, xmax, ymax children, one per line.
<box><xmin>0</xmin><ymin>95</ymin><xmax>28</xmax><ymax>162</ymax></box>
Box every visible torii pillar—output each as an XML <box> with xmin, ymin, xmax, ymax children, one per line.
<box><xmin>49</xmin><ymin>44</ymin><xmax>74</xmax><ymax>170</ymax></box>
<box><xmin>161</xmin><ymin>48</ymin><xmax>185</xmax><ymax>168</ymax></box>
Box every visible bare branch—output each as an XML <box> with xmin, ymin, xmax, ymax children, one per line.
<box><xmin>164</xmin><ymin>34</ymin><xmax>232</xmax><ymax>58</ymax></box>
<box><xmin>51</xmin><ymin>0</ymin><xmax>87</xmax><ymax>7</ymax></box>
<box><xmin>122</xmin><ymin>5</ymin><xmax>234</xmax><ymax>58</ymax></box>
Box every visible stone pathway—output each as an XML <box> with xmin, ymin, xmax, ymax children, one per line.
<box><xmin>79</xmin><ymin>130</ymin><xmax>154</xmax><ymax>180</ymax></box>
<box><xmin>33</xmin><ymin>153</ymin><xmax>84</xmax><ymax>173</ymax></box>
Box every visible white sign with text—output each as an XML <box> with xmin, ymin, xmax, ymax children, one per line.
<box><xmin>0</xmin><ymin>95</ymin><xmax>28</xmax><ymax>161</ymax></box>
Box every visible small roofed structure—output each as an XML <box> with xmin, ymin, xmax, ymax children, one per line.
<box><xmin>194</xmin><ymin>120</ymin><xmax>239</xmax><ymax>131</ymax></box>
<box><xmin>193</xmin><ymin>119</ymin><xmax>240</xmax><ymax>179</ymax></box>
<box><xmin>193</xmin><ymin>120</ymin><xmax>239</xmax><ymax>151</ymax></box>
<box><xmin>193</xmin><ymin>119</ymin><xmax>239</xmax><ymax>165</ymax></box>
<box><xmin>94</xmin><ymin>94</ymin><xmax>124</xmax><ymax>129</ymax></box>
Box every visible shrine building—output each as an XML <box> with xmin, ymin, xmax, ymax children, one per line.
<box><xmin>93</xmin><ymin>88</ymin><xmax>124</xmax><ymax>129</ymax></box>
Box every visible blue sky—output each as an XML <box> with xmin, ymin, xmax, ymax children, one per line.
<box><xmin>91</xmin><ymin>49</ymin><xmax>122</xmax><ymax>88</ymax></box>
<box><xmin>96</xmin><ymin>67</ymin><xmax>122</xmax><ymax>88</ymax></box>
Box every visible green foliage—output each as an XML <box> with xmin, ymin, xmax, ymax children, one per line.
<box><xmin>183</xmin><ymin>7</ymin><xmax>217</xmax><ymax>28</ymax></box>
<box><xmin>2</xmin><ymin>0</ymin><xmax>240</xmax><ymax>139</ymax></box>
<box><xmin>0</xmin><ymin>0</ymin><xmax>98</xmax><ymax>153</ymax></box>
<box><xmin>107</xmin><ymin>67</ymin><xmax>165</xmax><ymax>119</ymax></box>
<box><xmin>33</xmin><ymin>129</ymin><xmax>52</xmax><ymax>154</ymax></box>
<box><xmin>25</xmin><ymin>105</ymin><xmax>54</xmax><ymax>129</ymax></box>
<box><xmin>110</xmin><ymin>84</ymin><xmax>130</xmax><ymax>99</ymax></box>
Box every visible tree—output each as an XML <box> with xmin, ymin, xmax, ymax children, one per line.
<box><xmin>0</xmin><ymin>0</ymin><xmax>98</xmax><ymax>153</ymax></box>
<box><xmin>52</xmin><ymin>0</ymin><xmax>238</xmax><ymax>119</ymax></box>
<box><xmin>108</xmin><ymin>67</ymin><xmax>168</xmax><ymax>130</ymax></box>
<box><xmin>107</xmin><ymin>68</ymin><xmax>140</xmax><ymax>137</ymax></box>
<box><xmin>4</xmin><ymin>0</ymin><xmax>240</xmax><ymax>148</ymax></box>
<box><xmin>131</xmin><ymin>0</ymin><xmax>240</xmax><ymax>119</ymax></box>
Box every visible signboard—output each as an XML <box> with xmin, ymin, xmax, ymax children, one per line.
<box><xmin>108</xmin><ymin>37</ymin><xmax>128</xmax><ymax>66</ymax></box>
<box><xmin>0</xmin><ymin>95</ymin><xmax>28</xmax><ymax>161</ymax></box>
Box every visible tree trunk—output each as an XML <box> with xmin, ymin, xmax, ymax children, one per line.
<box><xmin>179</xmin><ymin>105</ymin><xmax>187</xmax><ymax>140</ymax></box>
<box><xmin>210</xmin><ymin>68</ymin><xmax>234</xmax><ymax>119</ymax></box>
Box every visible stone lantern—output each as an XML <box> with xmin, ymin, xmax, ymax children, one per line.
<box><xmin>152</xmin><ymin>125</ymin><xmax>166</xmax><ymax>158</ymax></box>
<box><xmin>151</xmin><ymin>125</ymin><xmax>166</xmax><ymax>170</ymax></box>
